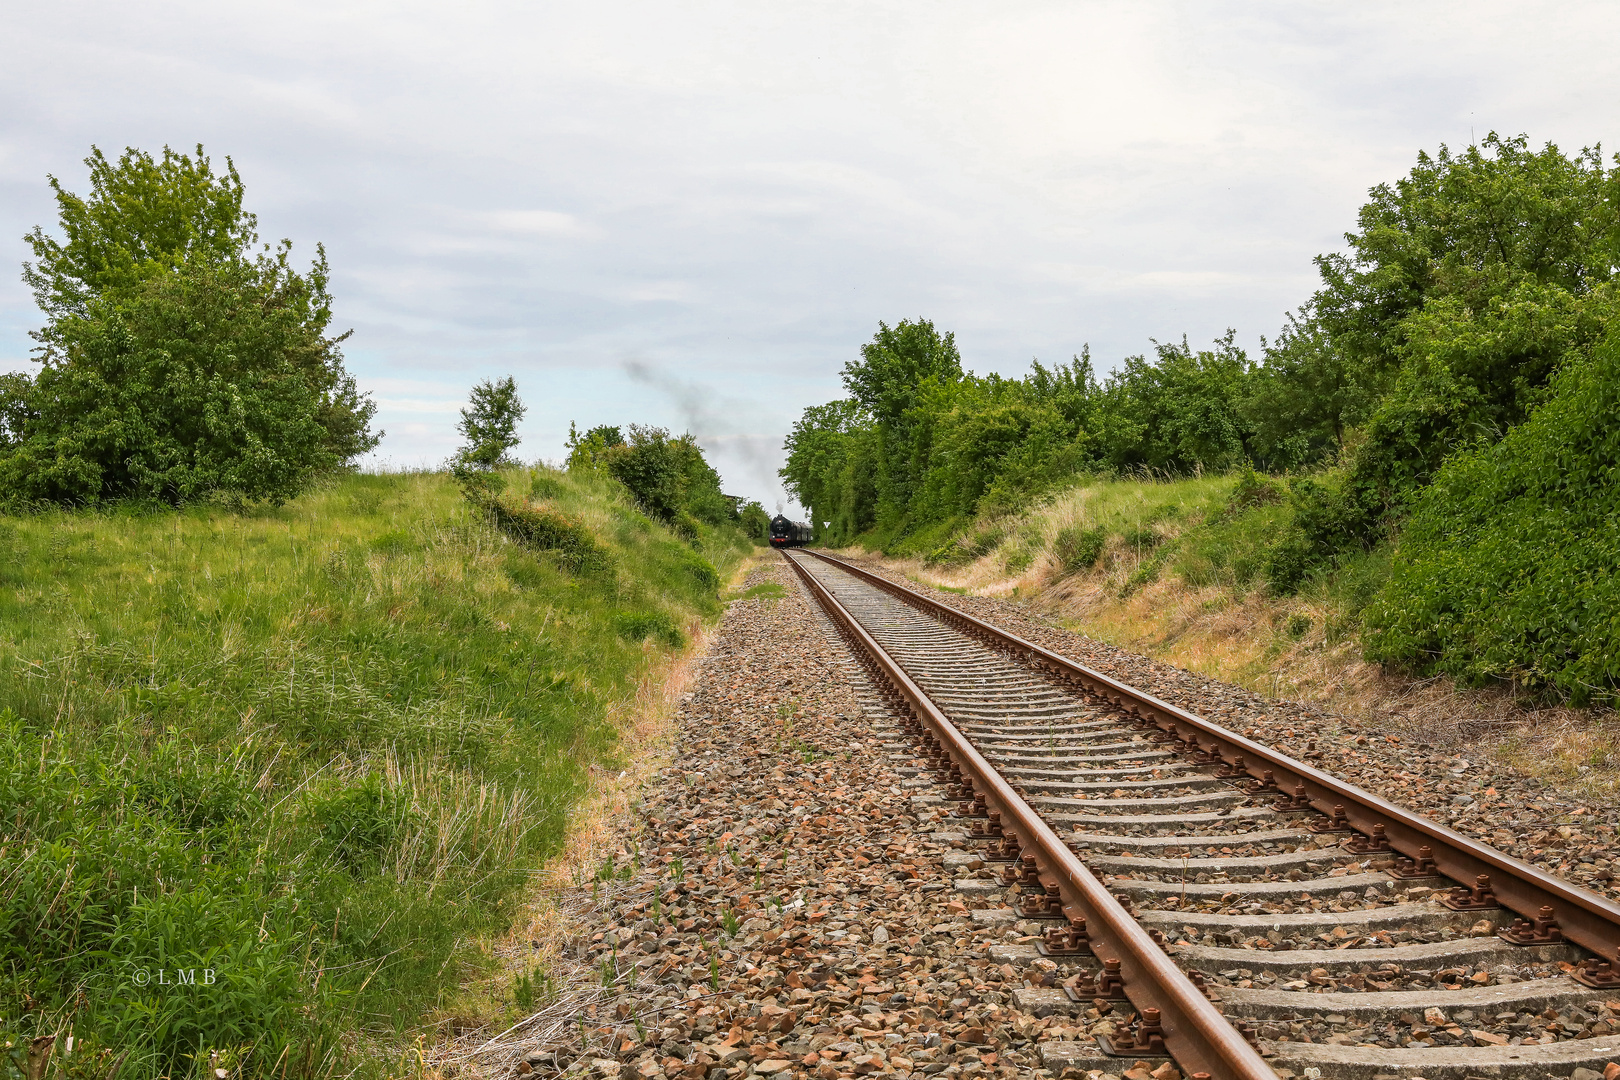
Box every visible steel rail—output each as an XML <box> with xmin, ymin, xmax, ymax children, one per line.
<box><xmin>799</xmin><ymin>547</ymin><xmax>1620</xmax><ymax>968</ymax></box>
<box><xmin>783</xmin><ymin>550</ymin><xmax>1277</xmax><ymax>1080</ymax></box>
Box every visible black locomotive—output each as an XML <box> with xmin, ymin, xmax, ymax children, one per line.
<box><xmin>769</xmin><ymin>515</ymin><xmax>813</xmax><ymax>548</ymax></box>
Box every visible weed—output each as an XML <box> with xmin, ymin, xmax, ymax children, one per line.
<box><xmin>1122</xmin><ymin>524</ymin><xmax>1161</xmax><ymax>549</ymax></box>
<box><xmin>1003</xmin><ymin>546</ymin><xmax>1035</xmax><ymax>575</ymax></box>
<box><xmin>720</xmin><ymin>908</ymin><xmax>741</xmax><ymax>938</ymax></box>
<box><xmin>1120</xmin><ymin>557</ymin><xmax>1162</xmax><ymax>597</ymax></box>
<box><xmin>513</xmin><ymin>969</ymin><xmax>537</xmax><ymax>1012</ymax></box>
<box><xmin>727</xmin><ymin>582</ymin><xmax>787</xmax><ymax>602</ymax></box>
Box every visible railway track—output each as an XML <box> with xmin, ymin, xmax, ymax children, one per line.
<box><xmin>783</xmin><ymin>548</ymin><xmax>1620</xmax><ymax>1080</ymax></box>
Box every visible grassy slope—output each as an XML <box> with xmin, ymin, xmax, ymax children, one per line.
<box><xmin>0</xmin><ymin>468</ymin><xmax>750</xmax><ymax>1077</ymax></box>
<box><xmin>857</xmin><ymin>473</ymin><xmax>1620</xmax><ymax>797</ymax></box>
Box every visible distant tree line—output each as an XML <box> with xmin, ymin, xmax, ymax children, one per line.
<box><xmin>785</xmin><ymin>134</ymin><xmax>1619</xmax><ymax>557</ymax></box>
<box><xmin>783</xmin><ymin>134</ymin><xmax>1620</xmax><ymax>701</ymax></box>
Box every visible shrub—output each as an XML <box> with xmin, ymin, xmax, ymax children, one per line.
<box><xmin>308</xmin><ymin>775</ymin><xmax>419</xmax><ymax>871</ymax></box>
<box><xmin>1052</xmin><ymin>526</ymin><xmax>1106</xmax><ymax>574</ymax></box>
<box><xmin>483</xmin><ymin>490</ymin><xmax>612</xmax><ymax>574</ymax></box>
<box><xmin>1225</xmin><ymin>469</ymin><xmax>1285</xmax><ymax>512</ymax></box>
<box><xmin>1364</xmin><ymin>328</ymin><xmax>1620</xmax><ymax>703</ymax></box>
<box><xmin>1121</xmin><ymin>525</ymin><xmax>1161</xmax><ymax>549</ymax></box>
<box><xmin>1003</xmin><ymin>547</ymin><xmax>1035</xmax><ymax>575</ymax></box>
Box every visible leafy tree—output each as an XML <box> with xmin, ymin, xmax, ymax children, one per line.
<box><xmin>834</xmin><ymin>319</ymin><xmax>965</xmax><ymax>532</ymax></box>
<box><xmin>564</xmin><ymin>423</ymin><xmax>625</xmax><ymax>470</ymax></box>
<box><xmin>1241</xmin><ymin>304</ymin><xmax>1383</xmax><ymax>470</ymax></box>
<box><xmin>1310</xmin><ymin>135</ymin><xmax>1615</xmax><ymax>483</ymax></box>
<box><xmin>23</xmin><ymin>145</ymin><xmax>260</xmax><ymax>338</ymax></box>
<box><xmin>841</xmin><ymin>318</ymin><xmax>964</xmax><ymax>426</ymax></box>
<box><xmin>1</xmin><ymin>257</ymin><xmax>374</xmax><ymax>505</ymax></box>
<box><xmin>1</xmin><ymin>145</ymin><xmax>378</xmax><ymax>504</ymax></box>
<box><xmin>782</xmin><ymin>320</ymin><xmax>1258</xmax><ymax>549</ymax></box>
<box><xmin>569</xmin><ymin>423</ymin><xmax>733</xmax><ymax>533</ymax></box>
<box><xmin>737</xmin><ymin>500</ymin><xmax>771</xmax><ymax>542</ymax></box>
<box><xmin>1313</xmin><ymin>133</ymin><xmax>1618</xmax><ymax>377</ymax></box>
<box><xmin>456</xmin><ymin>376</ymin><xmax>526</xmax><ymax>468</ymax></box>
<box><xmin>1258</xmin><ymin>134</ymin><xmax>1620</xmax><ymax>582</ymax></box>
<box><xmin>1092</xmin><ymin>332</ymin><xmax>1254</xmax><ymax>473</ymax></box>
<box><xmin>780</xmin><ymin>399</ymin><xmax>874</xmax><ymax>541</ymax></box>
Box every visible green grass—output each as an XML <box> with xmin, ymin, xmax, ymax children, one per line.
<box><xmin>910</xmin><ymin>469</ymin><xmax>1396</xmax><ymax>636</ymax></box>
<box><xmin>0</xmin><ymin>467</ymin><xmax>749</xmax><ymax>1077</ymax></box>
<box><xmin>725</xmin><ymin>581</ymin><xmax>786</xmax><ymax>602</ymax></box>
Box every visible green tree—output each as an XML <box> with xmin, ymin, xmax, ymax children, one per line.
<box><xmin>23</xmin><ymin>145</ymin><xmax>260</xmax><ymax>337</ymax></box>
<box><xmin>569</xmin><ymin>423</ymin><xmax>733</xmax><ymax>533</ymax></box>
<box><xmin>456</xmin><ymin>376</ymin><xmax>526</xmax><ymax>468</ymax></box>
<box><xmin>841</xmin><ymin>318</ymin><xmax>964</xmax><ymax>426</ymax></box>
<box><xmin>564</xmin><ymin>423</ymin><xmax>625</xmax><ymax>471</ymax></box>
<box><xmin>780</xmin><ymin>399</ymin><xmax>874</xmax><ymax>541</ymax></box>
<box><xmin>737</xmin><ymin>500</ymin><xmax>771</xmax><ymax>542</ymax></box>
<box><xmin>1241</xmin><ymin>304</ymin><xmax>1383</xmax><ymax>470</ymax></box>
<box><xmin>1092</xmin><ymin>332</ymin><xmax>1254</xmax><ymax>472</ymax></box>
<box><xmin>1260</xmin><ymin>134</ymin><xmax>1620</xmax><ymax>582</ymax></box>
<box><xmin>1313</xmin><ymin>133</ymin><xmax>1618</xmax><ymax>378</ymax></box>
<box><xmin>837</xmin><ymin>318</ymin><xmax>965</xmax><ymax>532</ymax></box>
<box><xmin>2</xmin><ymin>145</ymin><xmax>378</xmax><ymax>504</ymax></box>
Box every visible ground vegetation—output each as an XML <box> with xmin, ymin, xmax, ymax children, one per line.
<box><xmin>0</xmin><ymin>466</ymin><xmax>750</xmax><ymax>1075</ymax></box>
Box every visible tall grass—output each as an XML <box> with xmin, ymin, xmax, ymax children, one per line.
<box><xmin>0</xmin><ymin>468</ymin><xmax>749</xmax><ymax>1077</ymax></box>
<box><xmin>907</xmin><ymin>470</ymin><xmax>1391</xmax><ymax>643</ymax></box>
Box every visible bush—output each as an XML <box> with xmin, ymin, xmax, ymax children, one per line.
<box><xmin>488</xmin><ymin>496</ymin><xmax>612</xmax><ymax>574</ymax></box>
<box><xmin>308</xmin><ymin>775</ymin><xmax>419</xmax><ymax>871</ymax></box>
<box><xmin>1364</xmin><ymin>329</ymin><xmax>1620</xmax><ymax>703</ymax></box>
<box><xmin>1225</xmin><ymin>469</ymin><xmax>1285</xmax><ymax>512</ymax></box>
<box><xmin>1052</xmin><ymin>526</ymin><xmax>1106</xmax><ymax>574</ymax></box>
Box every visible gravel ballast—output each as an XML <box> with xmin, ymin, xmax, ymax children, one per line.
<box><xmin>511</xmin><ymin>559</ymin><xmax>1166</xmax><ymax>1080</ymax></box>
<box><xmin>839</xmin><ymin>555</ymin><xmax>1620</xmax><ymax>909</ymax></box>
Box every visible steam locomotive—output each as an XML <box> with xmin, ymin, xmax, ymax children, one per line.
<box><xmin>769</xmin><ymin>515</ymin><xmax>813</xmax><ymax>548</ymax></box>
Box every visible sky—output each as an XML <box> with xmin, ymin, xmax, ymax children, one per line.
<box><xmin>3</xmin><ymin>1</ymin><xmax>1618</xmax><ymax>514</ymax></box>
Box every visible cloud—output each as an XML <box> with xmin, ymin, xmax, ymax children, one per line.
<box><xmin>475</xmin><ymin>210</ymin><xmax>588</xmax><ymax>237</ymax></box>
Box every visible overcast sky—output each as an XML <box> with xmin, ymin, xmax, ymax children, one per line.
<box><xmin>3</xmin><ymin>2</ymin><xmax>1617</xmax><ymax>512</ymax></box>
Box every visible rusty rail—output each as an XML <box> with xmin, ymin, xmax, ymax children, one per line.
<box><xmin>799</xmin><ymin>548</ymin><xmax>1620</xmax><ymax>969</ymax></box>
<box><xmin>783</xmin><ymin>551</ymin><xmax>1277</xmax><ymax>1080</ymax></box>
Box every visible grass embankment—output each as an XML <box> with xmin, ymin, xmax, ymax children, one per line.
<box><xmin>860</xmin><ymin>472</ymin><xmax>1620</xmax><ymax>796</ymax></box>
<box><xmin>0</xmin><ymin>468</ymin><xmax>751</xmax><ymax>1078</ymax></box>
